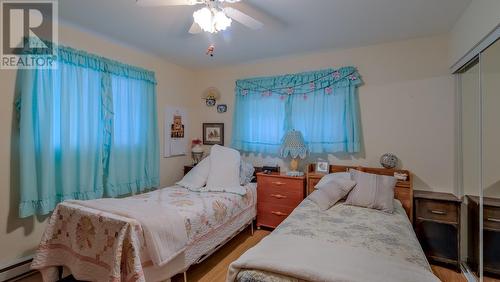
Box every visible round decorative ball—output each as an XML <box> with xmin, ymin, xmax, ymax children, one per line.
<box><xmin>380</xmin><ymin>153</ymin><xmax>398</xmax><ymax>169</ymax></box>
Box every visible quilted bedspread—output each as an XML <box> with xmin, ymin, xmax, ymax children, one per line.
<box><xmin>235</xmin><ymin>199</ymin><xmax>432</xmax><ymax>282</ymax></box>
<box><xmin>32</xmin><ymin>185</ymin><xmax>256</xmax><ymax>282</ymax></box>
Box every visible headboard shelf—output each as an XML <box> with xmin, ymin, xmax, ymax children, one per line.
<box><xmin>306</xmin><ymin>164</ymin><xmax>413</xmax><ymax>221</ymax></box>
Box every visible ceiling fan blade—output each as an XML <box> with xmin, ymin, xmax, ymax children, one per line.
<box><xmin>225</xmin><ymin>2</ymin><xmax>284</xmax><ymax>29</ymax></box>
<box><xmin>136</xmin><ymin>0</ymin><xmax>200</xmax><ymax>6</ymax></box>
<box><xmin>223</xmin><ymin>7</ymin><xmax>264</xmax><ymax>30</ymax></box>
<box><xmin>188</xmin><ymin>22</ymin><xmax>202</xmax><ymax>34</ymax></box>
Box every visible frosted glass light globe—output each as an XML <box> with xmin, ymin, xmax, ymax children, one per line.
<box><xmin>193</xmin><ymin>7</ymin><xmax>232</xmax><ymax>33</ymax></box>
<box><xmin>213</xmin><ymin>10</ymin><xmax>232</xmax><ymax>31</ymax></box>
<box><xmin>193</xmin><ymin>7</ymin><xmax>214</xmax><ymax>33</ymax></box>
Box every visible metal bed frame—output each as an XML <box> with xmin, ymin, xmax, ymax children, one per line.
<box><xmin>180</xmin><ymin>218</ymin><xmax>255</xmax><ymax>282</ymax></box>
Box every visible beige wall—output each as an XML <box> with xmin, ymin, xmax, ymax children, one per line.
<box><xmin>191</xmin><ymin>35</ymin><xmax>455</xmax><ymax>193</ymax></box>
<box><xmin>450</xmin><ymin>0</ymin><xmax>500</xmax><ymax>66</ymax></box>
<box><xmin>0</xmin><ymin>23</ymin><xmax>196</xmax><ymax>267</ymax></box>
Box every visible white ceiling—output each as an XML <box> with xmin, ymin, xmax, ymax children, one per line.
<box><xmin>59</xmin><ymin>0</ymin><xmax>471</xmax><ymax>69</ymax></box>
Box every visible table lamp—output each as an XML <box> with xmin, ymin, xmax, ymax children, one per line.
<box><xmin>280</xmin><ymin>130</ymin><xmax>308</xmax><ymax>176</ymax></box>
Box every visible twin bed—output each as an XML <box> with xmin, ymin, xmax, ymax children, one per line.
<box><xmin>228</xmin><ymin>165</ymin><xmax>439</xmax><ymax>282</ymax></box>
<box><xmin>32</xmin><ymin>164</ymin><xmax>439</xmax><ymax>282</ymax></box>
<box><xmin>32</xmin><ymin>183</ymin><xmax>257</xmax><ymax>282</ymax></box>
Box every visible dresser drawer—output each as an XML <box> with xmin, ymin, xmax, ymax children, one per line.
<box><xmin>416</xmin><ymin>199</ymin><xmax>458</xmax><ymax>224</ymax></box>
<box><xmin>257</xmin><ymin>202</ymin><xmax>296</xmax><ymax>228</ymax></box>
<box><xmin>484</xmin><ymin>206</ymin><xmax>500</xmax><ymax>231</ymax></box>
<box><xmin>258</xmin><ymin>178</ymin><xmax>304</xmax><ymax>205</ymax></box>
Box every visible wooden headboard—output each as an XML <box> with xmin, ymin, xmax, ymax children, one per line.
<box><xmin>307</xmin><ymin>164</ymin><xmax>413</xmax><ymax>221</ymax></box>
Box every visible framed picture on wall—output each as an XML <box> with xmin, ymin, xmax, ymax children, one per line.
<box><xmin>203</xmin><ymin>123</ymin><xmax>224</xmax><ymax>145</ymax></box>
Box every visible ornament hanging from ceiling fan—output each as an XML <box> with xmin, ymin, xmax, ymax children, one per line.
<box><xmin>136</xmin><ymin>0</ymin><xmax>264</xmax><ymax>34</ymax></box>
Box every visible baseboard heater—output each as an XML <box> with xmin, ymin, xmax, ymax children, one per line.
<box><xmin>0</xmin><ymin>257</ymin><xmax>33</xmax><ymax>282</ymax></box>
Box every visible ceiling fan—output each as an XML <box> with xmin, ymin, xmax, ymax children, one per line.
<box><xmin>136</xmin><ymin>0</ymin><xmax>264</xmax><ymax>34</ymax></box>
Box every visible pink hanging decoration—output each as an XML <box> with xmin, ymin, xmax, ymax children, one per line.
<box><xmin>332</xmin><ymin>71</ymin><xmax>341</xmax><ymax>79</ymax></box>
<box><xmin>303</xmin><ymin>94</ymin><xmax>308</xmax><ymax>100</ymax></box>
<box><xmin>261</xmin><ymin>90</ymin><xmax>272</xmax><ymax>97</ymax></box>
<box><xmin>280</xmin><ymin>95</ymin><xmax>286</xmax><ymax>101</ymax></box>
<box><xmin>348</xmin><ymin>74</ymin><xmax>357</xmax><ymax>81</ymax></box>
<box><xmin>325</xmin><ymin>87</ymin><xmax>333</xmax><ymax>95</ymax></box>
<box><xmin>287</xmin><ymin>87</ymin><xmax>294</xmax><ymax>95</ymax></box>
<box><xmin>309</xmin><ymin>82</ymin><xmax>315</xmax><ymax>90</ymax></box>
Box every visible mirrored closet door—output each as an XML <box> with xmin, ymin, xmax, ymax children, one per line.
<box><xmin>459</xmin><ymin>57</ymin><xmax>480</xmax><ymax>278</ymax></box>
<box><xmin>458</xmin><ymin>37</ymin><xmax>500</xmax><ymax>282</ymax></box>
<box><xmin>480</xmin><ymin>39</ymin><xmax>500</xmax><ymax>281</ymax></box>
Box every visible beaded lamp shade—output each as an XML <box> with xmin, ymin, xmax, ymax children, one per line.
<box><xmin>280</xmin><ymin>130</ymin><xmax>308</xmax><ymax>176</ymax></box>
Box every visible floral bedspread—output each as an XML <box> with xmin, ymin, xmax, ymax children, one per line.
<box><xmin>236</xmin><ymin>199</ymin><xmax>430</xmax><ymax>282</ymax></box>
<box><xmin>32</xmin><ymin>185</ymin><xmax>256</xmax><ymax>282</ymax></box>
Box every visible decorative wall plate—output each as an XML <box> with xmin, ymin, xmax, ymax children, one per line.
<box><xmin>206</xmin><ymin>98</ymin><xmax>216</xmax><ymax>106</ymax></box>
<box><xmin>217</xmin><ymin>104</ymin><xmax>227</xmax><ymax>113</ymax></box>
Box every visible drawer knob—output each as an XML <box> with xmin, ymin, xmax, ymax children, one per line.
<box><xmin>271</xmin><ymin>211</ymin><xmax>288</xmax><ymax>216</ymax></box>
<box><xmin>487</xmin><ymin>217</ymin><xmax>500</xmax><ymax>223</ymax></box>
<box><xmin>271</xmin><ymin>194</ymin><xmax>287</xmax><ymax>199</ymax></box>
<box><xmin>429</xmin><ymin>210</ymin><xmax>447</xmax><ymax>215</ymax></box>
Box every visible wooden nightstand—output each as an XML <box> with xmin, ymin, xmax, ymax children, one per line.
<box><xmin>467</xmin><ymin>195</ymin><xmax>500</xmax><ymax>277</ymax></box>
<box><xmin>256</xmin><ymin>172</ymin><xmax>306</xmax><ymax>229</ymax></box>
<box><xmin>184</xmin><ymin>165</ymin><xmax>194</xmax><ymax>175</ymax></box>
<box><xmin>414</xmin><ymin>190</ymin><xmax>462</xmax><ymax>271</ymax></box>
<box><xmin>306</xmin><ymin>172</ymin><xmax>324</xmax><ymax>195</ymax></box>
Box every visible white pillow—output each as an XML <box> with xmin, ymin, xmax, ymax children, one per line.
<box><xmin>345</xmin><ymin>169</ymin><xmax>397</xmax><ymax>213</ymax></box>
<box><xmin>309</xmin><ymin>177</ymin><xmax>357</xmax><ymax>210</ymax></box>
<box><xmin>314</xmin><ymin>172</ymin><xmax>351</xmax><ymax>189</ymax></box>
<box><xmin>240</xmin><ymin>160</ymin><xmax>255</xmax><ymax>185</ymax></box>
<box><xmin>205</xmin><ymin>145</ymin><xmax>243</xmax><ymax>194</ymax></box>
<box><xmin>176</xmin><ymin>157</ymin><xmax>210</xmax><ymax>191</ymax></box>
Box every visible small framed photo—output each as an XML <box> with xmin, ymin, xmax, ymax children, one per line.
<box><xmin>315</xmin><ymin>161</ymin><xmax>329</xmax><ymax>173</ymax></box>
<box><xmin>203</xmin><ymin>123</ymin><xmax>224</xmax><ymax>145</ymax></box>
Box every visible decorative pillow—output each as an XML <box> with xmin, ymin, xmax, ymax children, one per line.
<box><xmin>309</xmin><ymin>177</ymin><xmax>357</xmax><ymax>210</ymax></box>
<box><xmin>314</xmin><ymin>172</ymin><xmax>351</xmax><ymax>189</ymax></box>
<box><xmin>240</xmin><ymin>160</ymin><xmax>255</xmax><ymax>185</ymax></box>
<box><xmin>176</xmin><ymin>156</ymin><xmax>210</xmax><ymax>191</ymax></box>
<box><xmin>345</xmin><ymin>169</ymin><xmax>397</xmax><ymax>213</ymax></box>
<box><xmin>205</xmin><ymin>145</ymin><xmax>244</xmax><ymax>195</ymax></box>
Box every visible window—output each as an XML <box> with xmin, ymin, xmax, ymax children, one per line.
<box><xmin>232</xmin><ymin>67</ymin><xmax>362</xmax><ymax>154</ymax></box>
<box><xmin>17</xmin><ymin>44</ymin><xmax>159</xmax><ymax>217</ymax></box>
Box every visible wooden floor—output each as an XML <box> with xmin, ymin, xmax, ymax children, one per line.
<box><xmin>17</xmin><ymin>227</ymin><xmax>478</xmax><ymax>282</ymax></box>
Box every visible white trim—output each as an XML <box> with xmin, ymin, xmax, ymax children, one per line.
<box><xmin>0</xmin><ymin>256</ymin><xmax>33</xmax><ymax>282</ymax></box>
<box><xmin>451</xmin><ymin>25</ymin><xmax>500</xmax><ymax>74</ymax></box>
<box><xmin>455</xmin><ymin>73</ymin><xmax>463</xmax><ymax>197</ymax></box>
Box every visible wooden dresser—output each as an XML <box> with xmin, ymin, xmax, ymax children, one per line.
<box><xmin>467</xmin><ymin>195</ymin><xmax>500</xmax><ymax>277</ymax></box>
<box><xmin>256</xmin><ymin>172</ymin><xmax>306</xmax><ymax>229</ymax></box>
<box><xmin>414</xmin><ymin>190</ymin><xmax>462</xmax><ymax>270</ymax></box>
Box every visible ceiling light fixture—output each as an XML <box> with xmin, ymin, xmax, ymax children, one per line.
<box><xmin>193</xmin><ymin>6</ymin><xmax>232</xmax><ymax>33</ymax></box>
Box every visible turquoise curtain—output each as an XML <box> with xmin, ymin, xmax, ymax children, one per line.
<box><xmin>232</xmin><ymin>67</ymin><xmax>362</xmax><ymax>154</ymax></box>
<box><xmin>16</xmin><ymin>44</ymin><xmax>159</xmax><ymax>217</ymax></box>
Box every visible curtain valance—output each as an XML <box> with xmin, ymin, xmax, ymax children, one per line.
<box><xmin>23</xmin><ymin>39</ymin><xmax>157</xmax><ymax>84</ymax></box>
<box><xmin>235</xmin><ymin>67</ymin><xmax>361</xmax><ymax>96</ymax></box>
